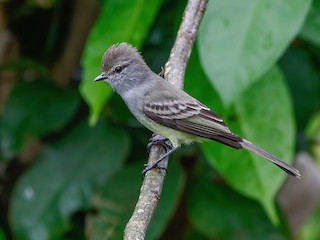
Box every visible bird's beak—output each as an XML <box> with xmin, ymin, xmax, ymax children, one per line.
<box><xmin>94</xmin><ymin>72</ymin><xmax>108</xmax><ymax>82</ymax></box>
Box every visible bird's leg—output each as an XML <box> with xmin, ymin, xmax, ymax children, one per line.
<box><xmin>143</xmin><ymin>134</ymin><xmax>176</xmax><ymax>176</ymax></box>
<box><xmin>142</xmin><ymin>146</ymin><xmax>177</xmax><ymax>177</ymax></box>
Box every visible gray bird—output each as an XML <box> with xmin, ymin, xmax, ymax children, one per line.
<box><xmin>94</xmin><ymin>42</ymin><xmax>300</xmax><ymax>178</ymax></box>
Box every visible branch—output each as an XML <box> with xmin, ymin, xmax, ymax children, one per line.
<box><xmin>51</xmin><ymin>0</ymin><xmax>99</xmax><ymax>86</ymax></box>
<box><xmin>124</xmin><ymin>0</ymin><xmax>208</xmax><ymax>239</ymax></box>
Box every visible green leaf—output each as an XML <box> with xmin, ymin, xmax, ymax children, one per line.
<box><xmin>185</xmin><ymin>48</ymin><xmax>294</xmax><ymax>223</ymax></box>
<box><xmin>9</xmin><ymin>120</ymin><xmax>130</xmax><ymax>240</ymax></box>
<box><xmin>305</xmin><ymin>111</ymin><xmax>320</xmax><ymax>163</ymax></box>
<box><xmin>182</xmin><ymin>228</ymin><xmax>208</xmax><ymax>240</ymax></box>
<box><xmin>0</xmin><ymin>228</ymin><xmax>5</xmax><ymax>240</ymax></box>
<box><xmin>0</xmin><ymin>81</ymin><xmax>80</xmax><ymax>159</ymax></box>
<box><xmin>300</xmin><ymin>0</ymin><xmax>320</xmax><ymax>46</ymax></box>
<box><xmin>305</xmin><ymin>111</ymin><xmax>320</xmax><ymax>140</ymax></box>
<box><xmin>280</xmin><ymin>47</ymin><xmax>320</xmax><ymax>130</ymax></box>
<box><xmin>86</xmin><ymin>161</ymin><xmax>185</xmax><ymax>240</ymax></box>
<box><xmin>187</xmin><ymin>177</ymin><xmax>286</xmax><ymax>239</ymax></box>
<box><xmin>198</xmin><ymin>0</ymin><xmax>312</xmax><ymax>106</ymax></box>
<box><xmin>80</xmin><ymin>0</ymin><xmax>163</xmax><ymax>125</ymax></box>
<box><xmin>201</xmin><ymin>67</ymin><xmax>295</xmax><ymax>224</ymax></box>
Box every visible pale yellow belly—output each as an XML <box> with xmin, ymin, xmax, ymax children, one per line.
<box><xmin>137</xmin><ymin>114</ymin><xmax>204</xmax><ymax>148</ymax></box>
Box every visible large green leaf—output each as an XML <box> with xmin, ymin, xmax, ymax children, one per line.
<box><xmin>187</xmin><ymin>177</ymin><xmax>286</xmax><ymax>239</ymax></box>
<box><xmin>9</xmin><ymin>120</ymin><xmax>130</xmax><ymax>240</ymax></box>
<box><xmin>198</xmin><ymin>0</ymin><xmax>312</xmax><ymax>106</ymax></box>
<box><xmin>0</xmin><ymin>81</ymin><xmax>80</xmax><ymax>159</ymax></box>
<box><xmin>86</xmin><ymin>161</ymin><xmax>185</xmax><ymax>239</ymax></box>
<box><xmin>201</xmin><ymin>67</ymin><xmax>296</xmax><ymax>223</ymax></box>
<box><xmin>80</xmin><ymin>0</ymin><xmax>163</xmax><ymax>125</ymax></box>
<box><xmin>185</xmin><ymin>49</ymin><xmax>295</xmax><ymax>223</ymax></box>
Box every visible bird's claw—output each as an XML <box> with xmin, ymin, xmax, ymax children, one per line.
<box><xmin>141</xmin><ymin>163</ymin><xmax>167</xmax><ymax>178</ymax></box>
<box><xmin>147</xmin><ymin>134</ymin><xmax>172</xmax><ymax>152</ymax></box>
<box><xmin>158</xmin><ymin>66</ymin><xmax>165</xmax><ymax>78</ymax></box>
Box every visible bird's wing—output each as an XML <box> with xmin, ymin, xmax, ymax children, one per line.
<box><xmin>142</xmin><ymin>84</ymin><xmax>301</xmax><ymax>178</ymax></box>
<box><xmin>142</xmin><ymin>92</ymin><xmax>242</xmax><ymax>149</ymax></box>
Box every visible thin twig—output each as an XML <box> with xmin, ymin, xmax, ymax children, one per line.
<box><xmin>51</xmin><ymin>0</ymin><xmax>99</xmax><ymax>86</ymax></box>
<box><xmin>124</xmin><ymin>0</ymin><xmax>208</xmax><ymax>239</ymax></box>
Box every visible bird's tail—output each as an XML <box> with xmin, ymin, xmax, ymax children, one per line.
<box><xmin>239</xmin><ymin>139</ymin><xmax>301</xmax><ymax>178</ymax></box>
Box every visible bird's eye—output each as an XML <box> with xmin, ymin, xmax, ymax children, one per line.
<box><xmin>114</xmin><ymin>65</ymin><xmax>123</xmax><ymax>73</ymax></box>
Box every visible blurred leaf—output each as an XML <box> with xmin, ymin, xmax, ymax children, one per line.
<box><xmin>0</xmin><ymin>81</ymin><xmax>80</xmax><ymax>159</ymax></box>
<box><xmin>305</xmin><ymin>111</ymin><xmax>320</xmax><ymax>163</ymax></box>
<box><xmin>300</xmin><ymin>0</ymin><xmax>320</xmax><ymax>46</ymax></box>
<box><xmin>106</xmin><ymin>94</ymin><xmax>137</xmax><ymax>126</ymax></box>
<box><xmin>0</xmin><ymin>58</ymin><xmax>47</xmax><ymax>76</ymax></box>
<box><xmin>198</xmin><ymin>0</ymin><xmax>312</xmax><ymax>106</ymax></box>
<box><xmin>300</xmin><ymin>204</ymin><xmax>320</xmax><ymax>240</ymax></box>
<box><xmin>0</xmin><ymin>228</ymin><xmax>5</xmax><ymax>240</ymax></box>
<box><xmin>9</xmin><ymin>120</ymin><xmax>130</xmax><ymax>240</ymax></box>
<box><xmin>306</xmin><ymin>111</ymin><xmax>320</xmax><ymax>140</ymax></box>
<box><xmin>280</xmin><ymin>47</ymin><xmax>320</xmax><ymax>130</ymax></box>
<box><xmin>187</xmin><ymin>177</ymin><xmax>286</xmax><ymax>240</ymax></box>
<box><xmin>142</xmin><ymin>0</ymin><xmax>186</xmax><ymax>71</ymax></box>
<box><xmin>80</xmin><ymin>0</ymin><xmax>163</xmax><ymax>125</ymax></box>
<box><xmin>201</xmin><ymin>67</ymin><xmax>295</xmax><ymax>224</ymax></box>
<box><xmin>86</xmin><ymin>160</ymin><xmax>185</xmax><ymax>240</ymax></box>
<box><xmin>182</xmin><ymin>227</ymin><xmax>208</xmax><ymax>240</ymax></box>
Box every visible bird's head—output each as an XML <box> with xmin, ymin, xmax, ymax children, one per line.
<box><xmin>94</xmin><ymin>42</ymin><xmax>150</xmax><ymax>94</ymax></box>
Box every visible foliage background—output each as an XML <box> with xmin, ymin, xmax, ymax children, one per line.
<box><xmin>1</xmin><ymin>0</ymin><xmax>320</xmax><ymax>239</ymax></box>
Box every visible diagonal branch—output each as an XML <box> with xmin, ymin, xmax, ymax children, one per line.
<box><xmin>124</xmin><ymin>0</ymin><xmax>208</xmax><ymax>239</ymax></box>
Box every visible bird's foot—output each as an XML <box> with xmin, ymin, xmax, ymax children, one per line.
<box><xmin>147</xmin><ymin>134</ymin><xmax>172</xmax><ymax>152</ymax></box>
<box><xmin>142</xmin><ymin>141</ymin><xmax>177</xmax><ymax>178</ymax></box>
<box><xmin>158</xmin><ymin>66</ymin><xmax>165</xmax><ymax>78</ymax></box>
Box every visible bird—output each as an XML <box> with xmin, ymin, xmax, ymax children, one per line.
<box><xmin>94</xmin><ymin>42</ymin><xmax>301</xmax><ymax>178</ymax></box>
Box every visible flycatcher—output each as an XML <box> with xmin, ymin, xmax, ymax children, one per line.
<box><xmin>94</xmin><ymin>42</ymin><xmax>300</xmax><ymax>178</ymax></box>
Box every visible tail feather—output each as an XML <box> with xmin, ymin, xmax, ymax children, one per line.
<box><xmin>240</xmin><ymin>139</ymin><xmax>301</xmax><ymax>178</ymax></box>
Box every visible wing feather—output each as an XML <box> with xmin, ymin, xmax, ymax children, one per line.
<box><xmin>142</xmin><ymin>98</ymin><xmax>242</xmax><ymax>149</ymax></box>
